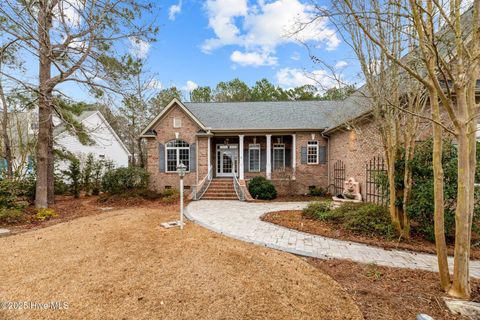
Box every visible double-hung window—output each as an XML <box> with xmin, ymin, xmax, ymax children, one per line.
<box><xmin>166</xmin><ymin>140</ymin><xmax>189</xmax><ymax>172</ymax></box>
<box><xmin>307</xmin><ymin>140</ymin><xmax>319</xmax><ymax>164</ymax></box>
<box><xmin>248</xmin><ymin>144</ymin><xmax>260</xmax><ymax>172</ymax></box>
<box><xmin>273</xmin><ymin>143</ymin><xmax>285</xmax><ymax>170</ymax></box>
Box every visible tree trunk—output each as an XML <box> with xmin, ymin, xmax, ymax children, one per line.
<box><xmin>449</xmin><ymin>92</ymin><xmax>473</xmax><ymax>299</ymax></box>
<box><xmin>431</xmin><ymin>93</ymin><xmax>451</xmax><ymax>292</ymax></box>
<box><xmin>35</xmin><ymin>0</ymin><xmax>52</xmax><ymax>208</ymax></box>
<box><xmin>36</xmin><ymin>96</ymin><xmax>51</xmax><ymax>208</ymax></box>
<box><xmin>47</xmin><ymin>116</ymin><xmax>54</xmax><ymax>205</ymax></box>
<box><xmin>137</xmin><ymin>138</ymin><xmax>145</xmax><ymax>168</ymax></box>
<box><xmin>0</xmin><ymin>80</ymin><xmax>13</xmax><ymax>178</ymax></box>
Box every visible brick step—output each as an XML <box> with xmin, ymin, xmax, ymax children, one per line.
<box><xmin>207</xmin><ymin>187</ymin><xmax>235</xmax><ymax>191</ymax></box>
<box><xmin>200</xmin><ymin>178</ymin><xmax>238</xmax><ymax>200</ymax></box>
<box><xmin>203</xmin><ymin>192</ymin><xmax>237</xmax><ymax>197</ymax></box>
<box><xmin>202</xmin><ymin>196</ymin><xmax>238</xmax><ymax>200</ymax></box>
<box><xmin>209</xmin><ymin>182</ymin><xmax>233</xmax><ymax>186</ymax></box>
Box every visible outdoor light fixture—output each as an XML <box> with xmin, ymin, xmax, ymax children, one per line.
<box><xmin>160</xmin><ymin>163</ymin><xmax>187</xmax><ymax>230</ymax></box>
<box><xmin>177</xmin><ymin>163</ymin><xmax>187</xmax><ymax>229</ymax></box>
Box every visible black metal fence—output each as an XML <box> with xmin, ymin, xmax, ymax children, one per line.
<box><xmin>333</xmin><ymin>160</ymin><xmax>345</xmax><ymax>196</ymax></box>
<box><xmin>365</xmin><ymin>156</ymin><xmax>387</xmax><ymax>205</ymax></box>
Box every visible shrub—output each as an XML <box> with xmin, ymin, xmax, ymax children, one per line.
<box><xmin>380</xmin><ymin>139</ymin><xmax>480</xmax><ymax>242</ymax></box>
<box><xmin>17</xmin><ymin>175</ymin><xmax>36</xmax><ymax>203</ymax></box>
<box><xmin>248</xmin><ymin>177</ymin><xmax>277</xmax><ymax>200</ymax></box>
<box><xmin>162</xmin><ymin>188</ymin><xmax>177</xmax><ymax>198</ymax></box>
<box><xmin>302</xmin><ymin>201</ymin><xmax>395</xmax><ymax>239</ymax></box>
<box><xmin>63</xmin><ymin>157</ymin><xmax>82</xmax><ymax>198</ymax></box>
<box><xmin>343</xmin><ymin>203</ymin><xmax>395</xmax><ymax>238</ymax></box>
<box><xmin>161</xmin><ymin>188</ymin><xmax>179</xmax><ymax>203</ymax></box>
<box><xmin>135</xmin><ymin>189</ymin><xmax>163</xmax><ymax>200</ymax></box>
<box><xmin>308</xmin><ymin>186</ymin><xmax>327</xmax><ymax>197</ymax></box>
<box><xmin>0</xmin><ymin>208</ymin><xmax>24</xmax><ymax>224</ymax></box>
<box><xmin>91</xmin><ymin>160</ymin><xmax>107</xmax><ymax>196</ymax></box>
<box><xmin>0</xmin><ymin>179</ymin><xmax>22</xmax><ymax>209</ymax></box>
<box><xmin>36</xmin><ymin>208</ymin><xmax>58</xmax><ymax>221</ymax></box>
<box><xmin>102</xmin><ymin>167</ymin><xmax>149</xmax><ymax>194</ymax></box>
<box><xmin>83</xmin><ymin>154</ymin><xmax>95</xmax><ymax>196</ymax></box>
<box><xmin>302</xmin><ymin>202</ymin><xmax>331</xmax><ymax>219</ymax></box>
<box><xmin>54</xmin><ymin>174</ymin><xmax>69</xmax><ymax>195</ymax></box>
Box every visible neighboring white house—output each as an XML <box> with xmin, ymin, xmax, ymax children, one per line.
<box><xmin>54</xmin><ymin>110</ymin><xmax>131</xmax><ymax>171</ymax></box>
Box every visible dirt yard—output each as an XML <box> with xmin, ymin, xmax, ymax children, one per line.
<box><xmin>0</xmin><ymin>204</ymin><xmax>362</xmax><ymax>320</ymax></box>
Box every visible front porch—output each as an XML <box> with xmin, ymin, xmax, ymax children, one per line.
<box><xmin>207</xmin><ymin>134</ymin><xmax>297</xmax><ymax>181</ymax></box>
<box><xmin>193</xmin><ymin>130</ymin><xmax>327</xmax><ymax>200</ymax></box>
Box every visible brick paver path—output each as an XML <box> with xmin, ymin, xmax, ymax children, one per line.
<box><xmin>186</xmin><ymin>200</ymin><xmax>480</xmax><ymax>278</ymax></box>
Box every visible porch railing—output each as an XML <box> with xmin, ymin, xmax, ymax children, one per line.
<box><xmin>193</xmin><ymin>165</ymin><xmax>213</xmax><ymax>200</ymax></box>
<box><xmin>233</xmin><ymin>168</ymin><xmax>245</xmax><ymax>201</ymax></box>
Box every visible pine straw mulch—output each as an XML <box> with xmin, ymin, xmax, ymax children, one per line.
<box><xmin>2</xmin><ymin>194</ymin><xmax>178</xmax><ymax>235</ymax></box>
<box><xmin>252</xmin><ymin>195</ymin><xmax>329</xmax><ymax>202</ymax></box>
<box><xmin>0</xmin><ymin>205</ymin><xmax>362</xmax><ymax>320</ymax></box>
<box><xmin>308</xmin><ymin>259</ymin><xmax>480</xmax><ymax>320</ymax></box>
<box><xmin>261</xmin><ymin>210</ymin><xmax>480</xmax><ymax>260</ymax></box>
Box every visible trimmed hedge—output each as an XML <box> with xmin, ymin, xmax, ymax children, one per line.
<box><xmin>248</xmin><ymin>176</ymin><xmax>277</xmax><ymax>200</ymax></box>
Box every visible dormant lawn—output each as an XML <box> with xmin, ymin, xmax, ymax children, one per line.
<box><xmin>0</xmin><ymin>203</ymin><xmax>361</xmax><ymax>319</ymax></box>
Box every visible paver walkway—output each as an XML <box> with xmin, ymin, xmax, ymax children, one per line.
<box><xmin>186</xmin><ymin>200</ymin><xmax>480</xmax><ymax>278</ymax></box>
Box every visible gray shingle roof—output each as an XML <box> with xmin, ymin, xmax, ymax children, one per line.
<box><xmin>53</xmin><ymin>110</ymin><xmax>98</xmax><ymax>136</ymax></box>
<box><xmin>183</xmin><ymin>94</ymin><xmax>371</xmax><ymax>131</ymax></box>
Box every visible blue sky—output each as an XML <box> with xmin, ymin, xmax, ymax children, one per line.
<box><xmin>59</xmin><ymin>0</ymin><xmax>362</xmax><ymax>102</ymax></box>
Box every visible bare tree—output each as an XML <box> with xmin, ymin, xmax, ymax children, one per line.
<box><xmin>307</xmin><ymin>1</ymin><xmax>427</xmax><ymax>238</ymax></box>
<box><xmin>0</xmin><ymin>40</ymin><xmax>22</xmax><ymax>179</ymax></box>
<box><xmin>0</xmin><ymin>0</ymin><xmax>158</xmax><ymax>208</ymax></box>
<box><xmin>118</xmin><ymin>61</ymin><xmax>160</xmax><ymax>167</ymax></box>
<box><xmin>336</xmin><ymin>0</ymin><xmax>480</xmax><ymax>298</ymax></box>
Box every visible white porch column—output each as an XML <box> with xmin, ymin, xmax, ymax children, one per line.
<box><xmin>207</xmin><ymin>136</ymin><xmax>211</xmax><ymax>179</ymax></box>
<box><xmin>266</xmin><ymin>134</ymin><xmax>272</xmax><ymax>180</ymax></box>
<box><xmin>292</xmin><ymin>133</ymin><xmax>296</xmax><ymax>179</ymax></box>
<box><xmin>239</xmin><ymin>134</ymin><xmax>244</xmax><ymax>180</ymax></box>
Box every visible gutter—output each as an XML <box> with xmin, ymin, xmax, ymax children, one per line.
<box><xmin>321</xmin><ymin>131</ymin><xmax>330</xmax><ymax>188</ymax></box>
<box><xmin>322</xmin><ymin>110</ymin><xmax>373</xmax><ymax>136</ymax></box>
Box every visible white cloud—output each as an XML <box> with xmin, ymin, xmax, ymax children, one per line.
<box><xmin>202</xmin><ymin>0</ymin><xmax>248</xmax><ymax>52</ymax></box>
<box><xmin>54</xmin><ymin>0</ymin><xmax>85</xmax><ymax>27</ymax></box>
<box><xmin>202</xmin><ymin>0</ymin><xmax>340</xmax><ymax>63</ymax></box>
<box><xmin>276</xmin><ymin>67</ymin><xmax>336</xmax><ymax>89</ymax></box>
<box><xmin>182</xmin><ymin>80</ymin><xmax>199</xmax><ymax>92</ymax></box>
<box><xmin>230</xmin><ymin>50</ymin><xmax>277</xmax><ymax>67</ymax></box>
<box><xmin>129</xmin><ymin>37</ymin><xmax>150</xmax><ymax>59</ymax></box>
<box><xmin>335</xmin><ymin>60</ymin><xmax>348</xmax><ymax>69</ymax></box>
<box><xmin>169</xmin><ymin>1</ymin><xmax>182</xmax><ymax>21</ymax></box>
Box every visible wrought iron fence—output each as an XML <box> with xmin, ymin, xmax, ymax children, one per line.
<box><xmin>365</xmin><ymin>156</ymin><xmax>387</xmax><ymax>205</ymax></box>
<box><xmin>333</xmin><ymin>160</ymin><xmax>345</xmax><ymax>196</ymax></box>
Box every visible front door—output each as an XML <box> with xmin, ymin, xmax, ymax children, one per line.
<box><xmin>216</xmin><ymin>144</ymin><xmax>238</xmax><ymax>177</ymax></box>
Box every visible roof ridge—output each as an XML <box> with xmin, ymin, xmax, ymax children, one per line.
<box><xmin>184</xmin><ymin>100</ymin><xmax>337</xmax><ymax>104</ymax></box>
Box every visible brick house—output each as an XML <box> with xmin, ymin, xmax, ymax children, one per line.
<box><xmin>140</xmin><ymin>95</ymin><xmax>386</xmax><ymax>200</ymax></box>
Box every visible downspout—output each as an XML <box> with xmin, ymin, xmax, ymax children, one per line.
<box><xmin>321</xmin><ymin>131</ymin><xmax>330</xmax><ymax>189</ymax></box>
<box><xmin>195</xmin><ymin>136</ymin><xmax>199</xmax><ymax>186</ymax></box>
